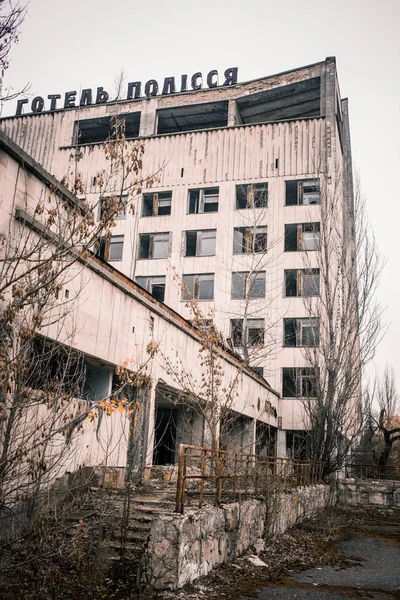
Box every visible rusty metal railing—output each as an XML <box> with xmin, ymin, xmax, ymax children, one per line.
<box><xmin>175</xmin><ymin>444</ymin><xmax>324</xmax><ymax>513</ymax></box>
<box><xmin>345</xmin><ymin>463</ymin><xmax>400</xmax><ymax>481</ymax></box>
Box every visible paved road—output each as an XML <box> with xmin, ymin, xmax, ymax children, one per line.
<box><xmin>256</xmin><ymin>524</ymin><xmax>400</xmax><ymax>599</ymax></box>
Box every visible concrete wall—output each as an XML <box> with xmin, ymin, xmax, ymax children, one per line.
<box><xmin>148</xmin><ymin>483</ymin><xmax>332</xmax><ymax>589</ymax></box>
<box><xmin>338</xmin><ymin>479</ymin><xmax>400</xmax><ymax>507</ymax></box>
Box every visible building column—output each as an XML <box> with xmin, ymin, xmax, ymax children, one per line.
<box><xmin>277</xmin><ymin>429</ymin><xmax>287</xmax><ymax>457</ymax></box>
<box><xmin>139</xmin><ymin>100</ymin><xmax>158</xmax><ymax>137</ymax></box>
<box><xmin>228</xmin><ymin>99</ymin><xmax>243</xmax><ymax>126</ymax></box>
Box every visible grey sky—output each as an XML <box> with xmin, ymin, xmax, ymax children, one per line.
<box><xmin>3</xmin><ymin>0</ymin><xmax>400</xmax><ymax>383</ymax></box>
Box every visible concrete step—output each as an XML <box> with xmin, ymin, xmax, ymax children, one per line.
<box><xmin>107</xmin><ymin>540</ymin><xmax>144</xmax><ymax>553</ymax></box>
<box><xmin>130</xmin><ymin>511</ymin><xmax>153</xmax><ymax>522</ymax></box>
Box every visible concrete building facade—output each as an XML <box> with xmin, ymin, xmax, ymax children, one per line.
<box><xmin>0</xmin><ymin>57</ymin><xmax>354</xmax><ymax>457</ymax></box>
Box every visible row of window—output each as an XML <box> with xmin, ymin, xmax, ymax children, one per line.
<box><xmin>99</xmin><ymin>180</ymin><xmax>320</xmax><ymax>222</ymax></box>
<box><xmin>134</xmin><ymin>269</ymin><xmax>320</xmax><ymax>303</ymax></box>
<box><xmin>101</xmin><ymin>222</ymin><xmax>320</xmax><ymax>262</ymax></box>
<box><xmin>139</xmin><ymin>179</ymin><xmax>319</xmax><ymax>216</ymax></box>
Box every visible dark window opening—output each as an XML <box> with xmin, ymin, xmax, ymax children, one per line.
<box><xmin>252</xmin><ymin>366</ymin><xmax>264</xmax><ymax>377</ymax></box>
<box><xmin>285</xmin><ymin>179</ymin><xmax>320</xmax><ymax>206</ymax></box>
<box><xmin>139</xmin><ymin>233</ymin><xmax>170</xmax><ymax>259</ymax></box>
<box><xmin>282</xmin><ymin>367</ymin><xmax>318</xmax><ymax>398</ymax></box>
<box><xmin>26</xmin><ymin>337</ymin><xmax>85</xmax><ymax>396</ymax></box>
<box><xmin>286</xmin><ymin>430</ymin><xmax>309</xmax><ymax>460</ymax></box>
<box><xmin>234</xmin><ymin>226</ymin><xmax>267</xmax><ymax>254</ymax></box>
<box><xmin>188</xmin><ymin>188</ymin><xmax>219</xmax><ymax>214</ymax></box>
<box><xmin>256</xmin><ymin>422</ymin><xmax>276</xmax><ymax>457</ymax></box>
<box><xmin>182</xmin><ymin>273</ymin><xmax>214</xmax><ymax>301</ymax></box>
<box><xmin>74</xmin><ymin>112</ymin><xmax>140</xmax><ymax>145</ymax></box>
<box><xmin>184</xmin><ymin>229</ymin><xmax>216</xmax><ymax>257</ymax></box>
<box><xmin>284</xmin><ymin>222</ymin><xmax>320</xmax><ymax>251</ymax></box>
<box><xmin>284</xmin><ymin>269</ymin><xmax>320</xmax><ymax>297</ymax></box>
<box><xmin>230</xmin><ymin>318</ymin><xmax>264</xmax><ymax>348</ymax></box>
<box><xmin>236</xmin><ymin>183</ymin><xmax>268</xmax><ymax>209</ymax></box>
<box><xmin>95</xmin><ymin>235</ymin><xmax>123</xmax><ymax>261</ymax></box>
<box><xmin>284</xmin><ymin>318</ymin><xmax>319</xmax><ymax>347</ymax></box>
<box><xmin>136</xmin><ymin>276</ymin><xmax>166</xmax><ymax>302</ymax></box>
<box><xmin>157</xmin><ymin>101</ymin><xmax>229</xmax><ymax>135</ymax></box>
<box><xmin>142</xmin><ymin>191</ymin><xmax>172</xmax><ymax>217</ymax></box>
<box><xmin>153</xmin><ymin>407</ymin><xmax>177</xmax><ymax>465</ymax></box>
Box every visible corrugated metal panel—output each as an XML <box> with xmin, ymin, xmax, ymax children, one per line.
<box><xmin>1</xmin><ymin>116</ymin><xmax>325</xmax><ymax>185</ymax></box>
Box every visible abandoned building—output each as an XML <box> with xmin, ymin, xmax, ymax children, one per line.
<box><xmin>0</xmin><ymin>129</ymin><xmax>279</xmax><ymax>486</ymax></box>
<box><xmin>0</xmin><ymin>56</ymin><xmax>355</xmax><ymax>461</ymax></box>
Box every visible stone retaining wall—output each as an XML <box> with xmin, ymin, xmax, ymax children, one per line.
<box><xmin>338</xmin><ymin>479</ymin><xmax>400</xmax><ymax>507</ymax></box>
<box><xmin>147</xmin><ymin>484</ymin><xmax>332</xmax><ymax>589</ymax></box>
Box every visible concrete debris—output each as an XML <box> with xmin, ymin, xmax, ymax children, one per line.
<box><xmin>246</xmin><ymin>555</ymin><xmax>268</xmax><ymax>567</ymax></box>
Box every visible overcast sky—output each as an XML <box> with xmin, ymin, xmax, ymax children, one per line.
<box><xmin>2</xmin><ymin>0</ymin><xmax>399</xmax><ymax>385</ymax></box>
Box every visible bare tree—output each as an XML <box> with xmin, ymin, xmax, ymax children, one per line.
<box><xmin>363</xmin><ymin>367</ymin><xmax>400</xmax><ymax>469</ymax></box>
<box><xmin>298</xmin><ymin>170</ymin><xmax>384</xmax><ymax>474</ymax></box>
<box><xmin>0</xmin><ymin>0</ymin><xmax>29</xmax><ymax>112</ymax></box>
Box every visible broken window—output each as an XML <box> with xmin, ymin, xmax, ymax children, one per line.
<box><xmin>284</xmin><ymin>223</ymin><xmax>320</xmax><ymax>251</ymax></box>
<box><xmin>283</xmin><ymin>318</ymin><xmax>319</xmax><ymax>347</ymax></box>
<box><xmin>236</xmin><ymin>183</ymin><xmax>268</xmax><ymax>209</ymax></box>
<box><xmin>96</xmin><ymin>235</ymin><xmax>124</xmax><ymax>261</ymax></box>
<box><xmin>285</xmin><ymin>179</ymin><xmax>320</xmax><ymax>206</ymax></box>
<box><xmin>182</xmin><ymin>274</ymin><xmax>215</xmax><ymax>301</ymax></box>
<box><xmin>282</xmin><ymin>367</ymin><xmax>318</xmax><ymax>398</ymax></box>
<box><xmin>139</xmin><ymin>233</ymin><xmax>170</xmax><ymax>259</ymax></box>
<box><xmin>136</xmin><ymin>276</ymin><xmax>166</xmax><ymax>302</ymax></box>
<box><xmin>188</xmin><ymin>188</ymin><xmax>219</xmax><ymax>214</ymax></box>
<box><xmin>73</xmin><ymin>112</ymin><xmax>140</xmax><ymax>145</ymax></box>
<box><xmin>233</xmin><ymin>226</ymin><xmax>267</xmax><ymax>254</ymax></box>
<box><xmin>231</xmin><ymin>272</ymin><xmax>266</xmax><ymax>299</ymax></box>
<box><xmin>98</xmin><ymin>195</ymin><xmax>127</xmax><ymax>221</ymax></box>
<box><xmin>284</xmin><ymin>269</ymin><xmax>320</xmax><ymax>297</ymax></box>
<box><xmin>142</xmin><ymin>192</ymin><xmax>172</xmax><ymax>217</ymax></box>
<box><xmin>185</xmin><ymin>230</ymin><xmax>216</xmax><ymax>257</ymax></box>
<box><xmin>230</xmin><ymin>319</ymin><xmax>265</xmax><ymax>348</ymax></box>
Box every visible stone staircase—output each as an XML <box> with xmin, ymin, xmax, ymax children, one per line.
<box><xmin>63</xmin><ymin>470</ymin><xmax>177</xmax><ymax>586</ymax></box>
<box><xmin>106</xmin><ymin>488</ymin><xmax>176</xmax><ymax>584</ymax></box>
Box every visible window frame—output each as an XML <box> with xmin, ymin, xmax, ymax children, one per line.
<box><xmin>233</xmin><ymin>226</ymin><xmax>268</xmax><ymax>254</ymax></box>
<box><xmin>138</xmin><ymin>232</ymin><xmax>170</xmax><ymax>260</ymax></box>
<box><xmin>285</xmin><ymin>179</ymin><xmax>320</xmax><ymax>206</ymax></box>
<box><xmin>184</xmin><ymin>229</ymin><xmax>217</xmax><ymax>257</ymax></box>
<box><xmin>283</xmin><ymin>318</ymin><xmax>320</xmax><ymax>347</ymax></box>
<box><xmin>108</xmin><ymin>235</ymin><xmax>124</xmax><ymax>261</ymax></box>
<box><xmin>182</xmin><ymin>273</ymin><xmax>215</xmax><ymax>301</ymax></box>
<box><xmin>236</xmin><ymin>183</ymin><xmax>268</xmax><ymax>210</ymax></box>
<box><xmin>284</xmin><ymin>222</ymin><xmax>320</xmax><ymax>252</ymax></box>
<box><xmin>98</xmin><ymin>194</ymin><xmax>128</xmax><ymax>221</ymax></box>
<box><xmin>142</xmin><ymin>191</ymin><xmax>172</xmax><ymax>217</ymax></box>
<box><xmin>187</xmin><ymin>187</ymin><xmax>219</xmax><ymax>214</ymax></box>
<box><xmin>135</xmin><ymin>275</ymin><xmax>166</xmax><ymax>302</ymax></box>
<box><xmin>284</xmin><ymin>269</ymin><xmax>320</xmax><ymax>297</ymax></box>
<box><xmin>230</xmin><ymin>318</ymin><xmax>265</xmax><ymax>348</ymax></box>
<box><xmin>231</xmin><ymin>271</ymin><xmax>266</xmax><ymax>299</ymax></box>
<box><xmin>282</xmin><ymin>367</ymin><xmax>318</xmax><ymax>398</ymax></box>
